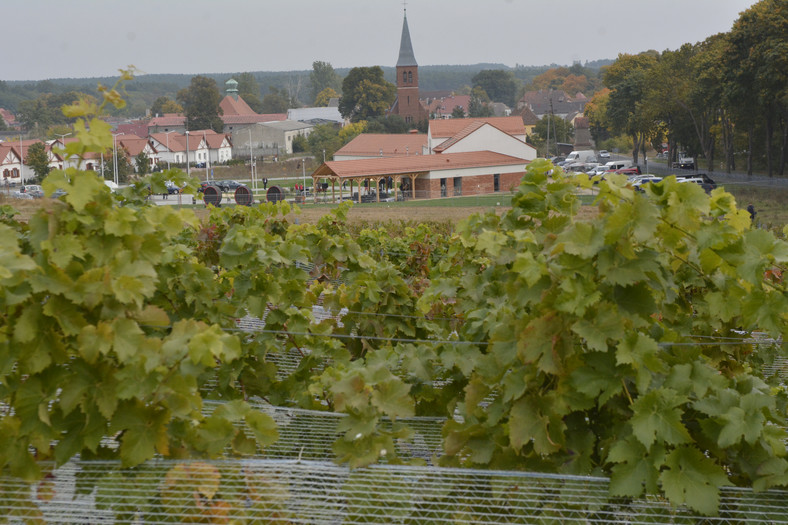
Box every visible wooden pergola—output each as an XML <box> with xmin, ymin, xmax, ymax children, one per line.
<box><xmin>311</xmin><ymin>164</ymin><xmax>426</xmax><ymax>204</ymax></box>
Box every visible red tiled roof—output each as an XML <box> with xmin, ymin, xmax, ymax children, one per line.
<box><xmin>315</xmin><ymin>150</ymin><xmax>527</xmax><ymax>179</ymax></box>
<box><xmin>335</xmin><ymin>133</ymin><xmax>427</xmax><ymax>157</ymax></box>
<box><xmin>117</xmin><ymin>136</ymin><xmax>150</xmax><ymax>156</ymax></box>
<box><xmin>148</xmin><ymin>114</ymin><xmax>185</xmax><ymax>127</ymax></box>
<box><xmin>222</xmin><ymin>114</ymin><xmax>287</xmax><ymax>125</ymax></box>
<box><xmin>220</xmin><ymin>95</ymin><xmax>256</xmax><ymax>116</ymax></box>
<box><xmin>520</xmin><ymin>106</ymin><xmax>539</xmax><ymax>126</ymax></box>
<box><xmin>116</xmin><ymin>120</ymin><xmax>150</xmax><ymax>137</ymax></box>
<box><xmin>0</xmin><ymin>108</ymin><xmax>16</xmax><ymax>124</ymax></box>
<box><xmin>430</xmin><ymin>117</ymin><xmax>525</xmax><ymax>138</ymax></box>
<box><xmin>426</xmin><ymin>95</ymin><xmax>470</xmax><ymax>116</ymax></box>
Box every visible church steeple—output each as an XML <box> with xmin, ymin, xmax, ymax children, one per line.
<box><xmin>390</xmin><ymin>8</ymin><xmax>427</xmax><ymax>125</ymax></box>
<box><xmin>396</xmin><ymin>11</ymin><xmax>417</xmax><ymax>67</ymax></box>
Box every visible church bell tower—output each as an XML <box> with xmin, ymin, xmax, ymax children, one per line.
<box><xmin>392</xmin><ymin>10</ymin><xmax>426</xmax><ymax>124</ymax></box>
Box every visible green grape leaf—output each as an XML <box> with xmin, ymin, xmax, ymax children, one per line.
<box><xmin>659</xmin><ymin>446</ymin><xmax>731</xmax><ymax>515</ymax></box>
<box><xmin>629</xmin><ymin>389</ymin><xmax>691</xmax><ymax>449</ymax></box>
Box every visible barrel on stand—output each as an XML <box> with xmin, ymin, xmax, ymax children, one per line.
<box><xmin>266</xmin><ymin>186</ymin><xmax>286</xmax><ymax>203</ymax></box>
<box><xmin>234</xmin><ymin>185</ymin><xmax>253</xmax><ymax>206</ymax></box>
<box><xmin>202</xmin><ymin>185</ymin><xmax>222</xmax><ymax>206</ymax></box>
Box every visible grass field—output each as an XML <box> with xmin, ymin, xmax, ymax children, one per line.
<box><xmin>2</xmin><ymin>181</ymin><xmax>783</xmax><ymax>230</ymax></box>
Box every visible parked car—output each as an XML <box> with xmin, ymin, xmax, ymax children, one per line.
<box><xmin>13</xmin><ymin>184</ymin><xmax>44</xmax><ymax>199</ymax></box>
<box><xmin>631</xmin><ymin>176</ymin><xmax>663</xmax><ymax>192</ymax></box>
<box><xmin>165</xmin><ymin>181</ymin><xmax>181</xmax><ymax>194</ymax></box>
<box><xmin>586</xmin><ymin>165</ymin><xmax>608</xmax><ymax>176</ymax></box>
<box><xmin>677</xmin><ymin>173</ymin><xmax>716</xmax><ymax>193</ymax></box>
<box><xmin>598</xmin><ymin>150</ymin><xmax>611</xmax><ymax>159</ymax></box>
<box><xmin>615</xmin><ymin>166</ymin><xmax>642</xmax><ymax>176</ymax></box>
<box><xmin>215</xmin><ymin>180</ymin><xmax>246</xmax><ymax>192</ymax></box>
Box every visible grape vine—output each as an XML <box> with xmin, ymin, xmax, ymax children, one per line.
<box><xmin>1</xmin><ymin>72</ymin><xmax>787</xmax><ymax>516</ymax></box>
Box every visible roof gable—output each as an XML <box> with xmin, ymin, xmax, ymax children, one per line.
<box><xmin>429</xmin><ymin>117</ymin><xmax>525</xmax><ymax>139</ymax></box>
<box><xmin>220</xmin><ymin>94</ymin><xmax>256</xmax><ymax>116</ymax></box>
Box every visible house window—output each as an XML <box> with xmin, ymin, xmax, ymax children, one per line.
<box><xmin>494</xmin><ymin>174</ymin><xmax>500</xmax><ymax>192</ymax></box>
<box><xmin>453</xmin><ymin>177</ymin><xmax>462</xmax><ymax>196</ymax></box>
<box><xmin>408</xmin><ymin>71</ymin><xmax>412</xmax><ymax>83</ymax></box>
<box><xmin>440</xmin><ymin>178</ymin><xmax>447</xmax><ymax>197</ymax></box>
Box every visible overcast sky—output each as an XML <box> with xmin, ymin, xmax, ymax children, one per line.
<box><xmin>5</xmin><ymin>0</ymin><xmax>758</xmax><ymax>81</ymax></box>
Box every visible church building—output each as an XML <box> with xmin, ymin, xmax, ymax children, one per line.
<box><xmin>387</xmin><ymin>11</ymin><xmax>429</xmax><ymax>125</ymax></box>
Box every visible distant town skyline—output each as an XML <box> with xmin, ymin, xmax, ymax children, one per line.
<box><xmin>5</xmin><ymin>0</ymin><xmax>759</xmax><ymax>81</ymax></box>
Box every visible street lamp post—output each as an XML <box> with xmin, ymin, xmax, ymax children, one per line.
<box><xmin>112</xmin><ymin>132</ymin><xmax>125</xmax><ymax>186</ymax></box>
<box><xmin>202</xmin><ymin>131</ymin><xmax>210</xmax><ymax>180</ymax></box>
<box><xmin>18</xmin><ymin>135</ymin><xmax>24</xmax><ymax>184</ymax></box>
<box><xmin>185</xmin><ymin>131</ymin><xmax>190</xmax><ymax>179</ymax></box>
<box><xmin>55</xmin><ymin>133</ymin><xmax>72</xmax><ymax>170</ymax></box>
<box><xmin>248</xmin><ymin>127</ymin><xmax>255</xmax><ymax>188</ymax></box>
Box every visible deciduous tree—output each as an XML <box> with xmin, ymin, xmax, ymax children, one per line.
<box><xmin>468</xmin><ymin>86</ymin><xmax>493</xmax><ymax>118</ymax></box>
<box><xmin>150</xmin><ymin>96</ymin><xmax>183</xmax><ymax>117</ymax></box>
<box><xmin>314</xmin><ymin>87</ymin><xmax>339</xmax><ymax>108</ymax></box>
<box><xmin>604</xmin><ymin>52</ymin><xmax>659</xmax><ymax>164</ymax></box>
<box><xmin>310</xmin><ymin>61</ymin><xmax>342</xmax><ymax>103</ymax></box>
<box><xmin>338</xmin><ymin>66</ymin><xmax>395</xmax><ymax>122</ymax></box>
<box><xmin>235</xmin><ymin>72</ymin><xmax>264</xmax><ymax>113</ymax></box>
<box><xmin>260</xmin><ymin>87</ymin><xmax>292</xmax><ymax>114</ymax></box>
<box><xmin>176</xmin><ymin>76</ymin><xmax>224</xmax><ymax>133</ymax></box>
<box><xmin>472</xmin><ymin>69</ymin><xmax>519</xmax><ymax>107</ymax></box>
<box><xmin>25</xmin><ymin>141</ymin><xmax>50</xmax><ymax>181</ymax></box>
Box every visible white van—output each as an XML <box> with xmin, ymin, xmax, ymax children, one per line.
<box><xmin>563</xmin><ymin>150</ymin><xmax>597</xmax><ymax>165</ymax></box>
<box><xmin>604</xmin><ymin>160</ymin><xmax>633</xmax><ymax>171</ymax></box>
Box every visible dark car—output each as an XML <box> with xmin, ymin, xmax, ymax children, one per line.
<box><xmin>215</xmin><ymin>180</ymin><xmax>246</xmax><ymax>192</ymax></box>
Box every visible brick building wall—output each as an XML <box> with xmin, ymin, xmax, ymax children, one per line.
<box><xmin>412</xmin><ymin>171</ymin><xmax>524</xmax><ymax>199</ymax></box>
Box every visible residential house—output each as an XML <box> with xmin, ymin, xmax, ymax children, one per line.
<box><xmin>516</xmin><ymin>89</ymin><xmax>587</xmax><ymax>120</ymax></box>
<box><xmin>0</xmin><ymin>143</ymin><xmax>21</xmax><ymax>184</ymax></box>
<box><xmin>428</xmin><ymin>116</ymin><xmax>527</xmax><ymax>152</ymax></box>
<box><xmin>431</xmin><ymin>120</ymin><xmax>536</xmax><ymax>161</ymax></box>
<box><xmin>147</xmin><ymin>114</ymin><xmax>186</xmax><ymax>135</ymax></box>
<box><xmin>425</xmin><ymin>95</ymin><xmax>470</xmax><ymax>119</ymax></box>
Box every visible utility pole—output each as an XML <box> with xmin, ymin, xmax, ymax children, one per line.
<box><xmin>185</xmin><ymin>131</ymin><xmax>191</xmax><ymax>179</ymax></box>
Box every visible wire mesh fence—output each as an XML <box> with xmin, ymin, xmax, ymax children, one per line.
<box><xmin>3</xmin><ymin>458</ymin><xmax>788</xmax><ymax>524</ymax></box>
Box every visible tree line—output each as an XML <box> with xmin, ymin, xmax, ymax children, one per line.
<box><xmin>586</xmin><ymin>0</ymin><xmax>786</xmax><ymax>175</ymax></box>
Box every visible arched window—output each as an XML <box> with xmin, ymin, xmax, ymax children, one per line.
<box><xmin>408</xmin><ymin>71</ymin><xmax>412</xmax><ymax>83</ymax></box>
<box><xmin>402</xmin><ymin>71</ymin><xmax>407</xmax><ymax>83</ymax></box>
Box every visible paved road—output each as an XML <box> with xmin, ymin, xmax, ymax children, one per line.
<box><xmin>608</xmin><ymin>154</ymin><xmax>788</xmax><ymax>189</ymax></box>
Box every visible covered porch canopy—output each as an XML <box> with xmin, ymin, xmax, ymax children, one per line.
<box><xmin>310</xmin><ymin>151</ymin><xmax>527</xmax><ymax>204</ymax></box>
<box><xmin>311</xmin><ymin>159</ymin><xmax>428</xmax><ymax>204</ymax></box>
